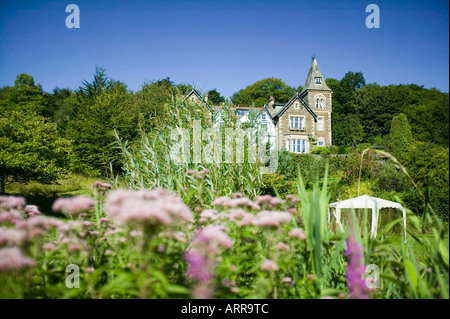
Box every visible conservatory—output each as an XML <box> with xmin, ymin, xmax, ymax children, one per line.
<box><xmin>328</xmin><ymin>195</ymin><xmax>407</xmax><ymax>242</ymax></box>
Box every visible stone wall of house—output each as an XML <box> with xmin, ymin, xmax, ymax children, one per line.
<box><xmin>276</xmin><ymin>97</ymin><xmax>316</xmax><ymax>152</ymax></box>
<box><xmin>300</xmin><ymin>90</ymin><xmax>333</xmax><ymax>147</ymax></box>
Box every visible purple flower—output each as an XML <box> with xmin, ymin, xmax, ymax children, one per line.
<box><xmin>185</xmin><ymin>249</ymin><xmax>215</xmax><ymax>282</ymax></box>
<box><xmin>345</xmin><ymin>236</ymin><xmax>369</xmax><ymax>299</ymax></box>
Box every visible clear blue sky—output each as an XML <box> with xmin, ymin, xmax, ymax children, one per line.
<box><xmin>0</xmin><ymin>0</ymin><xmax>448</xmax><ymax>97</ymax></box>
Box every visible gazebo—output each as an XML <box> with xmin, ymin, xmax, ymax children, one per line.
<box><xmin>328</xmin><ymin>195</ymin><xmax>407</xmax><ymax>242</ymax></box>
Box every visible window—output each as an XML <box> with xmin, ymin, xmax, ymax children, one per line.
<box><xmin>320</xmin><ymin>98</ymin><xmax>324</xmax><ymax>108</ymax></box>
<box><xmin>318</xmin><ymin>142</ymin><xmax>324</xmax><ymax>146</ymax></box>
<box><xmin>302</xmin><ymin>139</ymin><xmax>306</xmax><ymax>153</ymax></box>
<box><xmin>296</xmin><ymin>139</ymin><xmax>301</xmax><ymax>153</ymax></box>
<box><xmin>191</xmin><ymin>96</ymin><xmax>195</xmax><ymax>102</ymax></box>
<box><xmin>237</xmin><ymin>109</ymin><xmax>249</xmax><ymax>117</ymax></box>
<box><xmin>317</xmin><ymin>117</ymin><xmax>324</xmax><ymax>131</ymax></box>
<box><xmin>261</xmin><ymin>113</ymin><xmax>266</xmax><ymax>121</ymax></box>
<box><xmin>316</xmin><ymin>98</ymin><xmax>319</xmax><ymax>108</ymax></box>
<box><xmin>315</xmin><ymin>77</ymin><xmax>322</xmax><ymax>84</ymax></box>
<box><xmin>295</xmin><ymin>102</ymin><xmax>299</xmax><ymax>109</ymax></box>
<box><xmin>290</xmin><ymin>116</ymin><xmax>304</xmax><ymax>130</ymax></box>
<box><xmin>287</xmin><ymin>139</ymin><xmax>290</xmax><ymax>151</ymax></box>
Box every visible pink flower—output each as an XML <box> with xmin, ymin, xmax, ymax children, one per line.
<box><xmin>0</xmin><ymin>228</ymin><xmax>26</xmax><ymax>246</ymax></box>
<box><xmin>42</xmin><ymin>242</ymin><xmax>56</xmax><ymax>251</ymax></box>
<box><xmin>288</xmin><ymin>227</ymin><xmax>306</xmax><ymax>240</ymax></box>
<box><xmin>228</xmin><ymin>209</ymin><xmax>254</xmax><ymax>226</ymax></box>
<box><xmin>192</xmin><ymin>225</ymin><xmax>233</xmax><ymax>251</ymax></box>
<box><xmin>261</xmin><ymin>259</ymin><xmax>279</xmax><ymax>272</ymax></box>
<box><xmin>0</xmin><ymin>247</ymin><xmax>35</xmax><ymax>270</ymax></box>
<box><xmin>52</xmin><ymin>196</ymin><xmax>95</xmax><ymax>216</ymax></box>
<box><xmin>252</xmin><ymin>211</ymin><xmax>292</xmax><ymax>227</ymax></box>
<box><xmin>16</xmin><ymin>216</ymin><xmax>63</xmax><ymax>238</ymax></box>
<box><xmin>281</xmin><ymin>277</ymin><xmax>293</xmax><ymax>284</ymax></box>
<box><xmin>275</xmin><ymin>241</ymin><xmax>290</xmax><ymax>252</ymax></box>
<box><xmin>255</xmin><ymin>195</ymin><xmax>282</xmax><ymax>208</ymax></box>
<box><xmin>0</xmin><ymin>196</ymin><xmax>26</xmax><ymax>211</ymax></box>
<box><xmin>68</xmin><ymin>243</ymin><xmax>81</xmax><ymax>251</ymax></box>
<box><xmin>105</xmin><ymin>189</ymin><xmax>193</xmax><ymax>227</ymax></box>
<box><xmin>172</xmin><ymin>231</ymin><xmax>187</xmax><ymax>243</ymax></box>
<box><xmin>24</xmin><ymin>205</ymin><xmax>41</xmax><ymax>218</ymax></box>
<box><xmin>286</xmin><ymin>194</ymin><xmax>300</xmax><ymax>203</ymax></box>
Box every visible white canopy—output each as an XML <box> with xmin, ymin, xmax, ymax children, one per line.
<box><xmin>328</xmin><ymin>195</ymin><xmax>406</xmax><ymax>241</ymax></box>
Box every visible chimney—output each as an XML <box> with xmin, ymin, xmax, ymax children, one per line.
<box><xmin>268</xmin><ymin>95</ymin><xmax>275</xmax><ymax>109</ymax></box>
<box><xmin>204</xmin><ymin>92</ymin><xmax>208</xmax><ymax>103</ymax></box>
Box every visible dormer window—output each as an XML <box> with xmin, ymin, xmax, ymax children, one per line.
<box><xmin>315</xmin><ymin>77</ymin><xmax>322</xmax><ymax>84</ymax></box>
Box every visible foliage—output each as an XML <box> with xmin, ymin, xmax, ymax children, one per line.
<box><xmin>231</xmin><ymin>78</ymin><xmax>296</xmax><ymax>108</ymax></box>
<box><xmin>0</xmin><ymin>111</ymin><xmax>71</xmax><ymax>193</ymax></box>
<box><xmin>207</xmin><ymin>88</ymin><xmax>225</xmax><ymax>105</ymax></box>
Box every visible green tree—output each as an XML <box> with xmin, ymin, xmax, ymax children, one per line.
<box><xmin>388</xmin><ymin>113</ymin><xmax>413</xmax><ymax>160</ymax></box>
<box><xmin>231</xmin><ymin>78</ymin><xmax>296</xmax><ymax>108</ymax></box>
<box><xmin>134</xmin><ymin>77</ymin><xmax>177</xmax><ymax>130</ymax></box>
<box><xmin>0</xmin><ymin>111</ymin><xmax>70</xmax><ymax>193</ymax></box>
<box><xmin>0</xmin><ymin>74</ymin><xmax>44</xmax><ymax>114</ymax></box>
<box><xmin>207</xmin><ymin>88</ymin><xmax>225</xmax><ymax>105</ymax></box>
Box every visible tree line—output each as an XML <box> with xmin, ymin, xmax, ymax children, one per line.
<box><xmin>0</xmin><ymin>67</ymin><xmax>448</xmax><ymax>200</ymax></box>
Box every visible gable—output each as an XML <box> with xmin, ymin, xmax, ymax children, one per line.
<box><xmin>184</xmin><ymin>89</ymin><xmax>214</xmax><ymax>114</ymax></box>
<box><xmin>275</xmin><ymin>94</ymin><xmax>317</xmax><ymax>122</ymax></box>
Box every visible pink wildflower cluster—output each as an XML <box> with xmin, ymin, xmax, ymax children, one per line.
<box><xmin>0</xmin><ymin>228</ymin><xmax>26</xmax><ymax>247</ymax></box>
<box><xmin>105</xmin><ymin>189</ymin><xmax>193</xmax><ymax>226</ymax></box>
<box><xmin>261</xmin><ymin>259</ymin><xmax>279</xmax><ymax>272</ymax></box>
<box><xmin>212</xmin><ymin>196</ymin><xmax>260</xmax><ymax>210</ymax></box>
<box><xmin>24</xmin><ymin>205</ymin><xmax>41</xmax><ymax>218</ymax></box>
<box><xmin>345</xmin><ymin>236</ymin><xmax>369</xmax><ymax>299</ymax></box>
<box><xmin>52</xmin><ymin>196</ymin><xmax>95</xmax><ymax>216</ymax></box>
<box><xmin>288</xmin><ymin>227</ymin><xmax>306</xmax><ymax>240</ymax></box>
<box><xmin>254</xmin><ymin>195</ymin><xmax>282</xmax><ymax>209</ymax></box>
<box><xmin>16</xmin><ymin>216</ymin><xmax>63</xmax><ymax>238</ymax></box>
<box><xmin>0</xmin><ymin>247</ymin><xmax>36</xmax><ymax>271</ymax></box>
<box><xmin>252</xmin><ymin>211</ymin><xmax>292</xmax><ymax>227</ymax></box>
<box><xmin>0</xmin><ymin>196</ymin><xmax>26</xmax><ymax>224</ymax></box>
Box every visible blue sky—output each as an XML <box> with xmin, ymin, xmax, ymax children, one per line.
<box><xmin>0</xmin><ymin>0</ymin><xmax>448</xmax><ymax>97</ymax></box>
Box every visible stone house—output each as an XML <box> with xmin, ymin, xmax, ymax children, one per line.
<box><xmin>184</xmin><ymin>57</ymin><xmax>332</xmax><ymax>154</ymax></box>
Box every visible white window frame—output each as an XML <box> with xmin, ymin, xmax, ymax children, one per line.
<box><xmin>289</xmin><ymin>115</ymin><xmax>305</xmax><ymax>130</ymax></box>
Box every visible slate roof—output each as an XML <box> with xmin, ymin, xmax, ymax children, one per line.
<box><xmin>300</xmin><ymin>57</ymin><xmax>331</xmax><ymax>94</ymax></box>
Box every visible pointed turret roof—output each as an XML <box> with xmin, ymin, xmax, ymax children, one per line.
<box><xmin>301</xmin><ymin>57</ymin><xmax>331</xmax><ymax>94</ymax></box>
